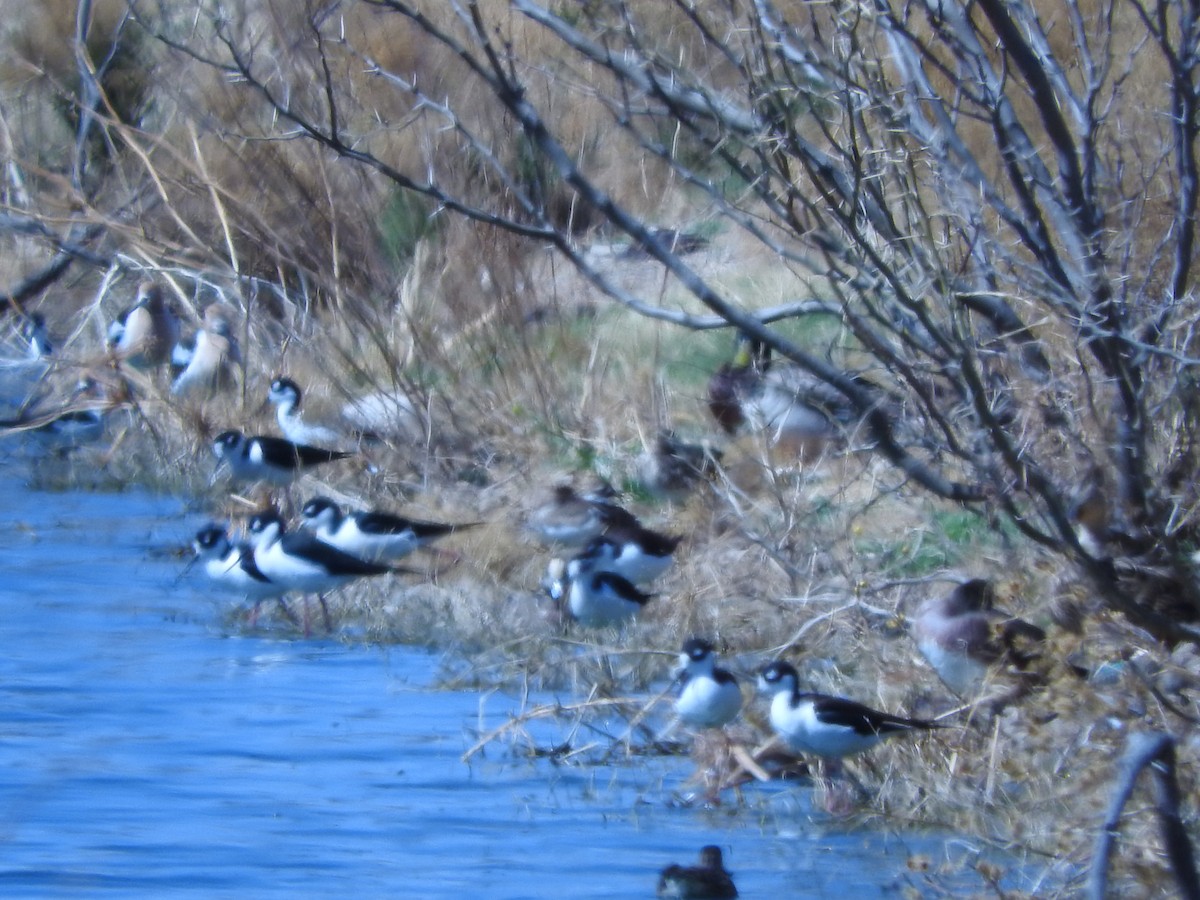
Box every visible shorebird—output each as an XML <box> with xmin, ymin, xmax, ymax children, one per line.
<box><xmin>299</xmin><ymin>495</ymin><xmax>478</xmax><ymax>562</ymax></box>
<box><xmin>0</xmin><ymin>377</ymin><xmax>109</xmax><ymax>455</ymax></box>
<box><xmin>211</xmin><ymin>430</ymin><xmax>351</xmax><ymax>487</ymax></box>
<box><xmin>657</xmin><ymin>845</ymin><xmax>738</xmax><ymax>899</ymax></box>
<box><xmin>171</xmin><ymin>305</ymin><xmax>241</xmax><ymax>399</ymax></box>
<box><xmin>912</xmin><ymin>579</ymin><xmax>1046</xmax><ymax>698</ymax></box>
<box><xmin>247</xmin><ymin>510</ymin><xmax>413</xmax><ymax>631</ymax></box>
<box><xmin>636</xmin><ymin>430</ymin><xmax>723</xmax><ymax>502</ymax></box>
<box><xmin>109</xmin><ymin>281</ymin><xmax>181</xmax><ymax>370</ymax></box>
<box><xmin>267</xmin><ymin>376</ymin><xmax>346</xmax><ymax>447</ymax></box>
<box><xmin>675</xmin><ymin>638</ymin><xmax>743</xmax><ymax>730</ymax></box>
<box><xmin>570</xmin><ymin>521</ymin><xmax>681</xmax><ymax>585</ymax></box>
<box><xmin>525</xmin><ymin>482</ymin><xmax>640</xmax><ymax>549</ymax></box>
<box><xmin>544</xmin><ymin>553</ymin><xmax>653</xmax><ymax>628</ymax></box>
<box><xmin>0</xmin><ymin>312</ymin><xmax>54</xmax><ymax>414</ymax></box>
<box><xmin>757</xmin><ymin>661</ymin><xmax>937</xmax><ymax>759</ymax></box>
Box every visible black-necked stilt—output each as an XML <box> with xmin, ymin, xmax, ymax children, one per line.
<box><xmin>757</xmin><ymin>660</ymin><xmax>936</xmax><ymax>759</ymax></box>
<box><xmin>191</xmin><ymin>524</ymin><xmax>284</xmax><ymax>601</ymax></box>
<box><xmin>212</xmin><ymin>430</ymin><xmax>351</xmax><ymax>486</ymax></box>
<box><xmin>675</xmin><ymin>638</ymin><xmax>742</xmax><ymax>730</ymax></box>
<box><xmin>525</xmin><ymin>482</ymin><xmax>640</xmax><ymax>548</ymax></box>
<box><xmin>171</xmin><ymin>305</ymin><xmax>241</xmax><ymax>399</ymax></box>
<box><xmin>575</xmin><ymin>521</ymin><xmax>680</xmax><ymax>585</ymax></box>
<box><xmin>189</xmin><ymin>523</ymin><xmax>302</xmax><ymax>627</ymax></box>
<box><xmin>247</xmin><ymin>510</ymin><xmax>409</xmax><ymax>593</ymax></box>
<box><xmin>545</xmin><ymin>554</ymin><xmax>653</xmax><ymax>627</ymax></box>
<box><xmin>0</xmin><ymin>377</ymin><xmax>108</xmax><ymax>454</ymax></box>
<box><xmin>657</xmin><ymin>845</ymin><xmax>738</xmax><ymax>899</ymax></box>
<box><xmin>299</xmin><ymin>495</ymin><xmax>477</xmax><ymax>562</ymax></box>
<box><xmin>109</xmin><ymin>280</ymin><xmax>181</xmax><ymax>370</ymax></box>
<box><xmin>246</xmin><ymin>510</ymin><xmax>411</xmax><ymax>630</ymax></box>
<box><xmin>267</xmin><ymin>376</ymin><xmax>346</xmax><ymax>447</ymax></box>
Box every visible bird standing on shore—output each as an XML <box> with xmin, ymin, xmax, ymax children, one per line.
<box><xmin>544</xmin><ymin>553</ymin><xmax>653</xmax><ymax>627</ymax></box>
<box><xmin>525</xmin><ymin>482</ymin><xmax>640</xmax><ymax>549</ymax></box>
<box><xmin>109</xmin><ymin>281</ymin><xmax>181</xmax><ymax>370</ymax></box>
<box><xmin>0</xmin><ymin>376</ymin><xmax>110</xmax><ymax>455</ymax></box>
<box><xmin>212</xmin><ymin>430</ymin><xmax>351</xmax><ymax>487</ymax></box>
<box><xmin>708</xmin><ymin>332</ymin><xmax>862</xmax><ymax>460</ymax></box>
<box><xmin>675</xmin><ymin>638</ymin><xmax>743</xmax><ymax>730</ymax></box>
<box><xmin>299</xmin><ymin>495</ymin><xmax>478</xmax><ymax>562</ymax></box>
<box><xmin>757</xmin><ymin>661</ymin><xmax>937</xmax><ymax>759</ymax></box>
<box><xmin>247</xmin><ymin>510</ymin><xmax>412</xmax><ymax>631</ymax></box>
<box><xmin>267</xmin><ymin>376</ymin><xmax>346</xmax><ymax>447</ymax></box>
<box><xmin>912</xmin><ymin>578</ymin><xmax>1046</xmax><ymax>699</ymax></box>
<box><xmin>570</xmin><ymin>520</ymin><xmax>681</xmax><ymax>585</ymax></box>
<box><xmin>171</xmin><ymin>305</ymin><xmax>241</xmax><ymax>399</ymax></box>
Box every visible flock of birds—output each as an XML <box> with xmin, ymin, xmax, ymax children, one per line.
<box><xmin>0</xmin><ymin>280</ymin><xmax>1049</xmax><ymax>899</ymax></box>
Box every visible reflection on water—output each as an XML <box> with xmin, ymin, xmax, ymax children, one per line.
<box><xmin>0</xmin><ymin>477</ymin><xmax>1012</xmax><ymax>897</ymax></box>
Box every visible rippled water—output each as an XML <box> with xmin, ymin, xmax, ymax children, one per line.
<box><xmin>0</xmin><ymin>475</ymin><xmax>1025</xmax><ymax>897</ymax></box>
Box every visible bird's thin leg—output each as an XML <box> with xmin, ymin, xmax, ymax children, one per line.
<box><xmin>276</xmin><ymin>597</ymin><xmax>300</xmax><ymax>627</ymax></box>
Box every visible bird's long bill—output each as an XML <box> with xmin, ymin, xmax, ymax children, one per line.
<box><xmin>176</xmin><ymin>553</ymin><xmax>198</xmax><ymax>585</ymax></box>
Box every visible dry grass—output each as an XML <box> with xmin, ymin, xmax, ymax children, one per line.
<box><xmin>1</xmin><ymin>2</ymin><xmax>1198</xmax><ymax>896</ymax></box>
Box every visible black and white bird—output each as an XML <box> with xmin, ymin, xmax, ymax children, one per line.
<box><xmin>657</xmin><ymin>845</ymin><xmax>738</xmax><ymax>899</ymax></box>
<box><xmin>0</xmin><ymin>377</ymin><xmax>108</xmax><ymax>454</ymax></box>
<box><xmin>299</xmin><ymin>495</ymin><xmax>478</xmax><ymax>562</ymax></box>
<box><xmin>211</xmin><ymin>430</ymin><xmax>351</xmax><ymax>487</ymax></box>
<box><xmin>572</xmin><ymin>521</ymin><xmax>681</xmax><ymax>585</ymax></box>
<box><xmin>0</xmin><ymin>313</ymin><xmax>55</xmax><ymax>418</ymax></box>
<box><xmin>544</xmin><ymin>553</ymin><xmax>653</xmax><ymax>628</ymax></box>
<box><xmin>191</xmin><ymin>524</ymin><xmax>288</xmax><ymax>602</ymax></box>
<box><xmin>268</xmin><ymin>376</ymin><xmax>355</xmax><ymax>448</ymax></box>
<box><xmin>756</xmin><ymin>661</ymin><xmax>937</xmax><ymax>759</ymax></box>
<box><xmin>247</xmin><ymin>510</ymin><xmax>411</xmax><ymax>630</ymax></box>
<box><xmin>525</xmin><ymin>482</ymin><xmax>640</xmax><ymax>548</ymax></box>
<box><xmin>675</xmin><ymin>638</ymin><xmax>743</xmax><ymax>730</ymax></box>
<box><xmin>246</xmin><ymin>510</ymin><xmax>408</xmax><ymax>594</ymax></box>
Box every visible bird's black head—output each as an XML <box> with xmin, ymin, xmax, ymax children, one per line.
<box><xmin>268</xmin><ymin>377</ymin><xmax>302</xmax><ymax>404</ymax></box>
<box><xmin>212</xmin><ymin>430</ymin><xmax>244</xmax><ymax>455</ymax></box>
<box><xmin>682</xmin><ymin>637</ymin><xmax>716</xmax><ymax>662</ymax></box>
<box><xmin>300</xmin><ymin>496</ymin><xmax>339</xmax><ymax>521</ymax></box>
<box><xmin>193</xmin><ymin>524</ymin><xmax>228</xmax><ymax>553</ymax></box>
<box><xmin>247</xmin><ymin>510</ymin><xmax>285</xmax><ymax>538</ymax></box>
<box><xmin>757</xmin><ymin>660</ymin><xmax>799</xmax><ymax>693</ymax></box>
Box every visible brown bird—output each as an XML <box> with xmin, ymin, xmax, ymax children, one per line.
<box><xmin>109</xmin><ymin>281</ymin><xmax>181</xmax><ymax>370</ymax></box>
<box><xmin>524</xmin><ymin>482</ymin><xmax>640</xmax><ymax>549</ymax></box>
<box><xmin>636</xmin><ymin>430</ymin><xmax>723</xmax><ymax>501</ymax></box>
<box><xmin>171</xmin><ymin>304</ymin><xmax>241</xmax><ymax>399</ymax></box>
<box><xmin>707</xmin><ymin>332</ymin><xmax>861</xmax><ymax>460</ymax></box>
<box><xmin>912</xmin><ymin>579</ymin><xmax>1045</xmax><ymax>697</ymax></box>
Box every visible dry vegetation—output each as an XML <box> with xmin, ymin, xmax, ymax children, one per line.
<box><xmin>2</xmin><ymin>1</ymin><xmax>1200</xmax><ymax>895</ymax></box>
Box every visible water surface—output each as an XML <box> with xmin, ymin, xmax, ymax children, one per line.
<box><xmin>0</xmin><ymin>476</ymin><xmax>1007</xmax><ymax>897</ymax></box>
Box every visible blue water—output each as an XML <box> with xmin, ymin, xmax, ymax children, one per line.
<box><xmin>0</xmin><ymin>477</ymin><xmax>1015</xmax><ymax>897</ymax></box>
